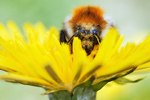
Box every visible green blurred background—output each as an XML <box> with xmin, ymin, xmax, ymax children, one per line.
<box><xmin>0</xmin><ymin>0</ymin><xmax>150</xmax><ymax>100</ymax></box>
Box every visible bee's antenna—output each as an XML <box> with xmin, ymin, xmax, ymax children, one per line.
<box><xmin>94</xmin><ymin>34</ymin><xmax>101</xmax><ymax>43</ymax></box>
<box><xmin>67</xmin><ymin>33</ymin><xmax>79</xmax><ymax>44</ymax></box>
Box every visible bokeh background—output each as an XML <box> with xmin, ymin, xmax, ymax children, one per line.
<box><xmin>0</xmin><ymin>0</ymin><xmax>150</xmax><ymax>100</ymax></box>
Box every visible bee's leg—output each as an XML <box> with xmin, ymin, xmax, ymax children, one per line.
<box><xmin>67</xmin><ymin>33</ymin><xmax>79</xmax><ymax>45</ymax></box>
<box><xmin>66</xmin><ymin>33</ymin><xmax>78</xmax><ymax>54</ymax></box>
<box><xmin>60</xmin><ymin>30</ymin><xmax>67</xmax><ymax>43</ymax></box>
<box><xmin>67</xmin><ymin>34</ymin><xmax>75</xmax><ymax>44</ymax></box>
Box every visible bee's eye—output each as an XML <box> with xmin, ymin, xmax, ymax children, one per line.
<box><xmin>78</xmin><ymin>28</ymin><xmax>84</xmax><ymax>33</ymax></box>
<box><xmin>92</xmin><ymin>29</ymin><xmax>97</xmax><ymax>34</ymax></box>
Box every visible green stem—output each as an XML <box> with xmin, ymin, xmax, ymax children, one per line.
<box><xmin>72</xmin><ymin>86</ymin><xmax>96</xmax><ymax>100</ymax></box>
<box><xmin>48</xmin><ymin>90</ymin><xmax>71</xmax><ymax>100</ymax></box>
<box><xmin>48</xmin><ymin>87</ymin><xmax>96</xmax><ymax>100</ymax></box>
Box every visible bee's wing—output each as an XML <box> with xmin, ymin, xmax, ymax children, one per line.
<box><xmin>64</xmin><ymin>15</ymin><xmax>74</xmax><ymax>38</ymax></box>
<box><xmin>101</xmin><ymin>15</ymin><xmax>115</xmax><ymax>38</ymax></box>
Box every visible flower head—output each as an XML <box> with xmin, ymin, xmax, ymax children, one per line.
<box><xmin>0</xmin><ymin>21</ymin><xmax>150</xmax><ymax>94</ymax></box>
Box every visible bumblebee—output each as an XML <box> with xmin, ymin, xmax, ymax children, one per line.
<box><xmin>60</xmin><ymin>6</ymin><xmax>112</xmax><ymax>54</ymax></box>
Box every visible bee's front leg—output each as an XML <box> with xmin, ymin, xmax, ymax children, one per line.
<box><xmin>60</xmin><ymin>30</ymin><xmax>67</xmax><ymax>43</ymax></box>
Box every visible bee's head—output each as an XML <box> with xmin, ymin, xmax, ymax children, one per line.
<box><xmin>72</xmin><ymin>23</ymin><xmax>101</xmax><ymax>55</ymax></box>
<box><xmin>72</xmin><ymin>6</ymin><xmax>107</xmax><ymax>33</ymax></box>
<box><xmin>64</xmin><ymin>6</ymin><xmax>108</xmax><ymax>38</ymax></box>
<box><xmin>74</xmin><ymin>23</ymin><xmax>101</xmax><ymax>37</ymax></box>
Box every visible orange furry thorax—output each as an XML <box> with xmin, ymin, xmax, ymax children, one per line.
<box><xmin>69</xmin><ymin>6</ymin><xmax>107</xmax><ymax>29</ymax></box>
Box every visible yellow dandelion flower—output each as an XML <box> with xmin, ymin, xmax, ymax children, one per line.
<box><xmin>0</xmin><ymin>21</ymin><xmax>150</xmax><ymax>100</ymax></box>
